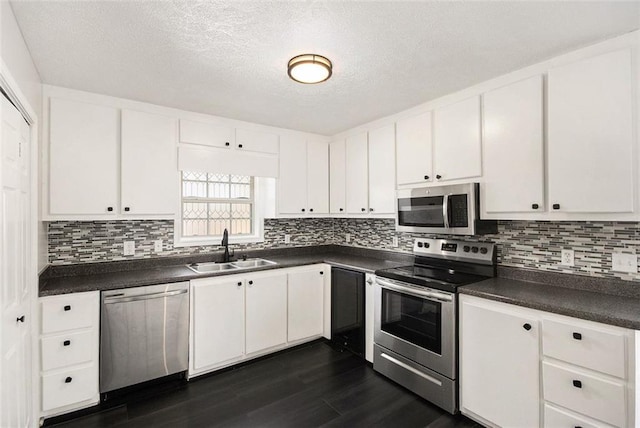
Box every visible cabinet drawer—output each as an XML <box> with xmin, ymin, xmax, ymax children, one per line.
<box><xmin>545</xmin><ymin>403</ymin><xmax>614</xmax><ymax>428</ymax></box>
<box><xmin>42</xmin><ymin>365</ymin><xmax>98</xmax><ymax>411</ymax></box>
<box><xmin>543</xmin><ymin>318</ymin><xmax>626</xmax><ymax>378</ymax></box>
<box><xmin>543</xmin><ymin>361</ymin><xmax>626</xmax><ymax>427</ymax></box>
<box><xmin>41</xmin><ymin>331</ymin><xmax>94</xmax><ymax>371</ymax></box>
<box><xmin>41</xmin><ymin>293</ymin><xmax>96</xmax><ymax>334</ymax></box>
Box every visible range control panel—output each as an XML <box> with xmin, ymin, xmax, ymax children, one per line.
<box><xmin>413</xmin><ymin>238</ymin><xmax>495</xmax><ymax>264</ymax></box>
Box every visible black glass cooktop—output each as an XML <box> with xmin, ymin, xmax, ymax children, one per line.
<box><xmin>375</xmin><ymin>264</ymin><xmax>491</xmax><ymax>293</ymax></box>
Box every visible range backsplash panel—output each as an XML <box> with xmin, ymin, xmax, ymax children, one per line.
<box><xmin>48</xmin><ymin>219</ymin><xmax>640</xmax><ymax>281</ymax></box>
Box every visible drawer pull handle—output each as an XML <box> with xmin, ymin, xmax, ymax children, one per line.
<box><xmin>248</xmin><ymin>280</ymin><xmax>253</xmax><ymax>285</ymax></box>
<box><xmin>572</xmin><ymin>380</ymin><xmax>582</xmax><ymax>388</ymax></box>
<box><xmin>65</xmin><ymin>377</ymin><xmax>72</xmax><ymax>383</ymax></box>
<box><xmin>522</xmin><ymin>323</ymin><xmax>532</xmax><ymax>331</ymax></box>
<box><xmin>63</xmin><ymin>340</ymin><xmax>71</xmax><ymax>346</ymax></box>
<box><xmin>572</xmin><ymin>332</ymin><xmax>582</xmax><ymax>340</ymax></box>
<box><xmin>63</xmin><ymin>305</ymin><xmax>71</xmax><ymax>311</ymax></box>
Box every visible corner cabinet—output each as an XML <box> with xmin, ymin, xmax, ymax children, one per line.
<box><xmin>287</xmin><ymin>266</ymin><xmax>326</xmax><ymax>343</ymax></box>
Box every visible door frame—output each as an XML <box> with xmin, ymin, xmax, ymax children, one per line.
<box><xmin>0</xmin><ymin>58</ymin><xmax>40</xmax><ymax>426</ymax></box>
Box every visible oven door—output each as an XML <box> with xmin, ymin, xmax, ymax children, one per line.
<box><xmin>374</xmin><ymin>277</ymin><xmax>456</xmax><ymax>379</ymax></box>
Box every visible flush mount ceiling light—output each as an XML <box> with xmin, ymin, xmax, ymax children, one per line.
<box><xmin>287</xmin><ymin>54</ymin><xmax>332</xmax><ymax>84</ymax></box>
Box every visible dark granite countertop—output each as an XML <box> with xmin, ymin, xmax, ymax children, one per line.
<box><xmin>39</xmin><ymin>245</ymin><xmax>412</xmax><ymax>296</ymax></box>
<box><xmin>460</xmin><ymin>268</ymin><xmax>640</xmax><ymax>330</ymax></box>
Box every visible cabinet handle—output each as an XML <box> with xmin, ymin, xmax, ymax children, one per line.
<box><xmin>16</xmin><ymin>315</ymin><xmax>25</xmax><ymax>323</ymax></box>
<box><xmin>301</xmin><ymin>208</ymin><xmax>305</xmax><ymax>212</ymax></box>
<box><xmin>572</xmin><ymin>332</ymin><xmax>582</xmax><ymax>340</ymax></box>
<box><xmin>225</xmin><ymin>142</ymin><xmax>230</xmax><ymax>146</ymax></box>
<box><xmin>107</xmin><ymin>207</ymin><xmax>113</xmax><ymax>212</ymax></box>
<box><xmin>361</xmin><ymin>208</ymin><xmax>366</xmax><ymax>212</ymax></box>
<box><xmin>248</xmin><ymin>280</ymin><xmax>253</xmax><ymax>285</ymax></box>
<box><xmin>237</xmin><ymin>282</ymin><xmax>242</xmax><ymax>286</ymax></box>
<box><xmin>424</xmin><ymin>175</ymin><xmax>429</xmax><ymax>180</ymax></box>
<box><xmin>367</xmin><ymin>278</ymin><xmax>374</xmax><ymax>285</ymax></box>
<box><xmin>65</xmin><ymin>377</ymin><xmax>72</xmax><ymax>384</ymax></box>
<box><xmin>522</xmin><ymin>323</ymin><xmax>532</xmax><ymax>331</ymax></box>
<box><xmin>436</xmin><ymin>175</ymin><xmax>442</xmax><ymax>180</ymax></box>
<box><xmin>369</xmin><ymin>208</ymin><xmax>374</xmax><ymax>212</ymax></box>
<box><xmin>124</xmin><ymin>207</ymin><xmax>130</xmax><ymax>212</ymax></box>
<box><xmin>339</xmin><ymin>208</ymin><xmax>344</xmax><ymax>212</ymax></box>
<box><xmin>531</xmin><ymin>203</ymin><xmax>539</xmax><ymax>209</ymax></box>
<box><xmin>63</xmin><ymin>340</ymin><xmax>71</xmax><ymax>346</ymax></box>
<box><xmin>64</xmin><ymin>305</ymin><xmax>71</xmax><ymax>311</ymax></box>
<box><xmin>238</xmin><ymin>144</ymin><xmax>243</xmax><ymax>148</ymax></box>
<box><xmin>319</xmin><ymin>271</ymin><xmax>324</xmax><ymax>275</ymax></box>
<box><xmin>553</xmin><ymin>204</ymin><xmax>560</xmax><ymax>210</ymax></box>
<box><xmin>310</xmin><ymin>208</ymin><xmax>314</xmax><ymax>212</ymax></box>
<box><xmin>572</xmin><ymin>380</ymin><xmax>582</xmax><ymax>388</ymax></box>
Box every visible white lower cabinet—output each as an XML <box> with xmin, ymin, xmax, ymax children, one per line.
<box><xmin>364</xmin><ymin>273</ymin><xmax>375</xmax><ymax>363</ymax></box>
<box><xmin>460</xmin><ymin>294</ymin><xmax>635</xmax><ymax>428</ymax></box>
<box><xmin>39</xmin><ymin>291</ymin><xmax>100</xmax><ymax>419</ymax></box>
<box><xmin>189</xmin><ymin>264</ymin><xmax>329</xmax><ymax>378</ymax></box>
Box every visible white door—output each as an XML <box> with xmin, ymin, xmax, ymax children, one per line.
<box><xmin>460</xmin><ymin>296</ymin><xmax>540</xmax><ymax>428</ymax></box>
<box><xmin>329</xmin><ymin>140</ymin><xmax>346</xmax><ymax>214</ymax></box>
<box><xmin>278</xmin><ymin>135</ymin><xmax>307</xmax><ymax>215</ymax></box>
<box><xmin>548</xmin><ymin>49</ymin><xmax>634</xmax><ymax>213</ymax></box>
<box><xmin>433</xmin><ymin>96</ymin><xmax>482</xmax><ymax>182</ymax></box>
<box><xmin>245</xmin><ymin>272</ymin><xmax>287</xmax><ymax>354</ymax></box>
<box><xmin>287</xmin><ymin>268</ymin><xmax>324</xmax><ymax>342</ymax></box>
<box><xmin>1</xmin><ymin>95</ymin><xmax>32</xmax><ymax>428</ymax></box>
<box><xmin>345</xmin><ymin>132</ymin><xmax>368</xmax><ymax>214</ymax></box>
<box><xmin>368</xmin><ymin>124</ymin><xmax>396</xmax><ymax>214</ymax></box>
<box><xmin>48</xmin><ymin>98</ymin><xmax>118</xmax><ymax>215</ymax></box>
<box><xmin>191</xmin><ymin>278</ymin><xmax>245</xmax><ymax>372</ymax></box>
<box><xmin>482</xmin><ymin>76</ymin><xmax>544</xmax><ymax>214</ymax></box>
<box><xmin>121</xmin><ymin>110</ymin><xmax>177</xmax><ymax>216</ymax></box>
<box><xmin>396</xmin><ymin>112</ymin><xmax>433</xmax><ymax>186</ymax></box>
<box><xmin>235</xmin><ymin>129</ymin><xmax>279</xmax><ymax>155</ymax></box>
<box><xmin>306</xmin><ymin>140</ymin><xmax>329</xmax><ymax>214</ymax></box>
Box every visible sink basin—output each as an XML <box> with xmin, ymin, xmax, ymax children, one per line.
<box><xmin>231</xmin><ymin>258</ymin><xmax>278</xmax><ymax>268</ymax></box>
<box><xmin>186</xmin><ymin>262</ymin><xmax>239</xmax><ymax>273</ymax></box>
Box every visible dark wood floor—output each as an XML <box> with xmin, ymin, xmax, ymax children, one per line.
<box><xmin>53</xmin><ymin>341</ymin><xmax>481</xmax><ymax>428</ymax></box>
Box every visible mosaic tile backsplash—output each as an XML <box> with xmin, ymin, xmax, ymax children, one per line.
<box><xmin>48</xmin><ymin>219</ymin><xmax>640</xmax><ymax>282</ymax></box>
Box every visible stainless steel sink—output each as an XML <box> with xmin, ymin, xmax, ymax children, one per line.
<box><xmin>186</xmin><ymin>258</ymin><xmax>277</xmax><ymax>274</ymax></box>
<box><xmin>230</xmin><ymin>258</ymin><xmax>278</xmax><ymax>268</ymax></box>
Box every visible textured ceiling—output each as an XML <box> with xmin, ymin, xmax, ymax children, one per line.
<box><xmin>10</xmin><ymin>1</ymin><xmax>640</xmax><ymax>135</ymax></box>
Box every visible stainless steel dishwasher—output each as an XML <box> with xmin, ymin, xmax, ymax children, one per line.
<box><xmin>100</xmin><ymin>282</ymin><xmax>190</xmax><ymax>394</ymax></box>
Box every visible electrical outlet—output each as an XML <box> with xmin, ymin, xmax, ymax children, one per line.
<box><xmin>124</xmin><ymin>241</ymin><xmax>135</xmax><ymax>256</ymax></box>
<box><xmin>612</xmin><ymin>253</ymin><xmax>637</xmax><ymax>273</ymax></box>
<box><xmin>284</xmin><ymin>234</ymin><xmax>291</xmax><ymax>244</ymax></box>
<box><xmin>345</xmin><ymin>233</ymin><xmax>351</xmax><ymax>243</ymax></box>
<box><xmin>154</xmin><ymin>240</ymin><xmax>163</xmax><ymax>253</ymax></box>
<box><xmin>561</xmin><ymin>249</ymin><xmax>574</xmax><ymax>266</ymax></box>
<box><xmin>392</xmin><ymin>236</ymin><xmax>398</xmax><ymax>247</ymax></box>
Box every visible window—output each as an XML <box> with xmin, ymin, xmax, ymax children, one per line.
<box><xmin>181</xmin><ymin>172</ymin><xmax>254</xmax><ymax>238</ymax></box>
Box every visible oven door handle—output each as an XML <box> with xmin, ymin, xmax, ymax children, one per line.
<box><xmin>375</xmin><ymin>278</ymin><xmax>453</xmax><ymax>302</ymax></box>
<box><xmin>442</xmin><ymin>193</ymin><xmax>451</xmax><ymax>229</ymax></box>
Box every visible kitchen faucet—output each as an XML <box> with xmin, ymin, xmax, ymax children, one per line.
<box><xmin>221</xmin><ymin>228</ymin><xmax>232</xmax><ymax>263</ymax></box>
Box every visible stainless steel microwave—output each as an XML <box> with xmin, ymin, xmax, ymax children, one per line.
<box><xmin>396</xmin><ymin>183</ymin><xmax>497</xmax><ymax>235</ymax></box>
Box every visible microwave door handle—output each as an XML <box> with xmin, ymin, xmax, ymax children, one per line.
<box><xmin>442</xmin><ymin>193</ymin><xmax>451</xmax><ymax>229</ymax></box>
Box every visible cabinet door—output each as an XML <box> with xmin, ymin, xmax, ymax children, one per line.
<box><xmin>345</xmin><ymin>132</ymin><xmax>369</xmax><ymax>214</ymax></box>
<box><xmin>191</xmin><ymin>278</ymin><xmax>245</xmax><ymax>371</ymax></box>
<box><xmin>482</xmin><ymin>76</ymin><xmax>544</xmax><ymax>214</ymax></box>
<box><xmin>396</xmin><ymin>112</ymin><xmax>432</xmax><ymax>186</ymax></box>
<box><xmin>287</xmin><ymin>267</ymin><xmax>325</xmax><ymax>342</ymax></box>
<box><xmin>307</xmin><ymin>140</ymin><xmax>329</xmax><ymax>214</ymax></box>
<box><xmin>460</xmin><ymin>296</ymin><xmax>540</xmax><ymax>428</ymax></box>
<box><xmin>329</xmin><ymin>140</ymin><xmax>346</xmax><ymax>214</ymax></box>
<box><xmin>548</xmin><ymin>49</ymin><xmax>634</xmax><ymax>213</ymax></box>
<box><xmin>121</xmin><ymin>110</ymin><xmax>177</xmax><ymax>216</ymax></box>
<box><xmin>364</xmin><ymin>274</ymin><xmax>375</xmax><ymax>363</ymax></box>
<box><xmin>278</xmin><ymin>135</ymin><xmax>307</xmax><ymax>214</ymax></box>
<box><xmin>433</xmin><ymin>96</ymin><xmax>482</xmax><ymax>182</ymax></box>
<box><xmin>368</xmin><ymin>124</ymin><xmax>396</xmax><ymax>214</ymax></box>
<box><xmin>179</xmin><ymin>119</ymin><xmax>234</xmax><ymax>149</ymax></box>
<box><xmin>49</xmin><ymin>98</ymin><xmax>118</xmax><ymax>215</ymax></box>
<box><xmin>245</xmin><ymin>272</ymin><xmax>287</xmax><ymax>354</ymax></box>
<box><xmin>236</xmin><ymin>128</ymin><xmax>279</xmax><ymax>154</ymax></box>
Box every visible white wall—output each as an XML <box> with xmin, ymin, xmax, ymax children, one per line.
<box><xmin>0</xmin><ymin>1</ymin><xmax>45</xmax><ymax>271</ymax></box>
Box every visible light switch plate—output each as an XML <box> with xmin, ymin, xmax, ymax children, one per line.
<box><xmin>284</xmin><ymin>234</ymin><xmax>291</xmax><ymax>244</ymax></box>
<box><xmin>392</xmin><ymin>236</ymin><xmax>398</xmax><ymax>247</ymax></box>
<box><xmin>124</xmin><ymin>241</ymin><xmax>135</xmax><ymax>256</ymax></box>
<box><xmin>345</xmin><ymin>233</ymin><xmax>351</xmax><ymax>243</ymax></box>
<box><xmin>612</xmin><ymin>253</ymin><xmax>637</xmax><ymax>273</ymax></box>
<box><xmin>561</xmin><ymin>249</ymin><xmax>574</xmax><ymax>266</ymax></box>
<box><xmin>154</xmin><ymin>240</ymin><xmax>163</xmax><ymax>253</ymax></box>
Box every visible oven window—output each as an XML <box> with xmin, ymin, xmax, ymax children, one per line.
<box><xmin>397</xmin><ymin>196</ymin><xmax>445</xmax><ymax>227</ymax></box>
<box><xmin>380</xmin><ymin>288</ymin><xmax>442</xmax><ymax>355</ymax></box>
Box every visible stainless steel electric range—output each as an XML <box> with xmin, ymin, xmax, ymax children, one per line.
<box><xmin>373</xmin><ymin>238</ymin><xmax>496</xmax><ymax>414</ymax></box>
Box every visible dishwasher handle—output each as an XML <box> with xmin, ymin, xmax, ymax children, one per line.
<box><xmin>103</xmin><ymin>288</ymin><xmax>188</xmax><ymax>304</ymax></box>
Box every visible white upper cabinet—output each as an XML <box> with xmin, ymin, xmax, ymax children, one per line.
<box><xmin>548</xmin><ymin>49</ymin><xmax>634</xmax><ymax>214</ymax></box>
<box><xmin>482</xmin><ymin>76</ymin><xmax>544</xmax><ymax>215</ymax></box>
<box><xmin>433</xmin><ymin>96</ymin><xmax>482</xmax><ymax>182</ymax></box>
<box><xmin>121</xmin><ymin>110</ymin><xmax>177</xmax><ymax>216</ymax></box>
<box><xmin>306</xmin><ymin>140</ymin><xmax>329</xmax><ymax>214</ymax></box>
<box><xmin>345</xmin><ymin>132</ymin><xmax>369</xmax><ymax>214</ymax></box>
<box><xmin>235</xmin><ymin>128</ymin><xmax>279</xmax><ymax>154</ymax></box>
<box><xmin>368</xmin><ymin>124</ymin><xmax>396</xmax><ymax>214</ymax></box>
<box><xmin>329</xmin><ymin>140</ymin><xmax>346</xmax><ymax>214</ymax></box>
<box><xmin>396</xmin><ymin>112</ymin><xmax>433</xmax><ymax>186</ymax></box>
<box><xmin>49</xmin><ymin>98</ymin><xmax>119</xmax><ymax>215</ymax></box>
<box><xmin>179</xmin><ymin>119</ymin><xmax>234</xmax><ymax>149</ymax></box>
